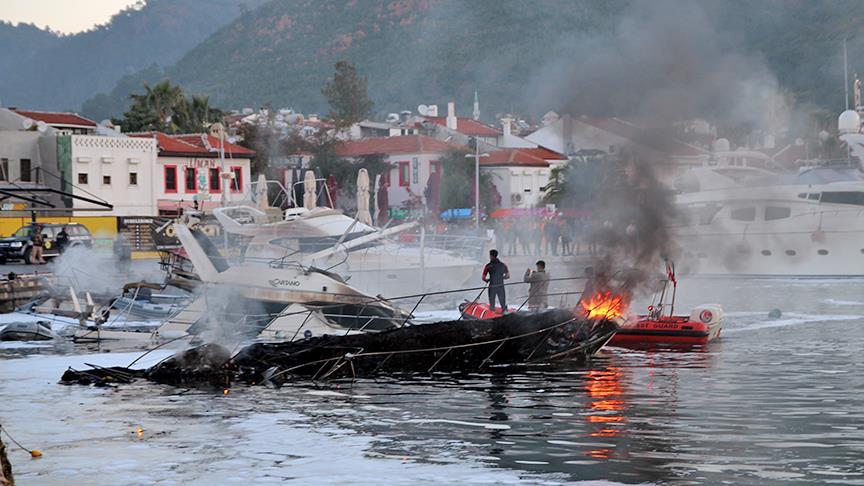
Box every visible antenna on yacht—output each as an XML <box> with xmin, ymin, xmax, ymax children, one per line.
<box><xmin>845</xmin><ymin>38</ymin><xmax>850</xmax><ymax>111</ymax></box>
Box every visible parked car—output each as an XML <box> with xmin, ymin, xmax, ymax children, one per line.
<box><xmin>0</xmin><ymin>223</ymin><xmax>93</xmax><ymax>263</ymax></box>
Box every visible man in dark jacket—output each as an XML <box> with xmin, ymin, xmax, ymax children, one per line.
<box><xmin>482</xmin><ymin>249</ymin><xmax>510</xmax><ymax>312</ymax></box>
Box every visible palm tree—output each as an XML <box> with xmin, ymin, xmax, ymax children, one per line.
<box><xmin>176</xmin><ymin>95</ymin><xmax>222</xmax><ymax>133</ymax></box>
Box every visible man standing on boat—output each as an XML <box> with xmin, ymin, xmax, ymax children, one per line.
<box><xmin>524</xmin><ymin>260</ymin><xmax>550</xmax><ymax>311</ymax></box>
<box><xmin>483</xmin><ymin>249</ymin><xmax>510</xmax><ymax>312</ymax></box>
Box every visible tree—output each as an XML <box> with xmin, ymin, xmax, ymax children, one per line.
<box><xmin>544</xmin><ymin>151</ymin><xmax>608</xmax><ymax>208</ymax></box>
<box><xmin>175</xmin><ymin>95</ymin><xmax>222</xmax><ymax>133</ymax></box>
<box><xmin>438</xmin><ymin>149</ymin><xmax>496</xmax><ymax>213</ymax></box>
<box><xmin>118</xmin><ymin>79</ymin><xmax>221</xmax><ymax>133</ymax></box>
<box><xmin>321</xmin><ymin>60</ymin><xmax>374</xmax><ymax>129</ymax></box>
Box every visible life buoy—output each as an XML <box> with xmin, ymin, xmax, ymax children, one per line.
<box><xmin>164</xmin><ymin>225</ymin><xmax>176</xmax><ymax>237</ymax></box>
<box><xmin>43</xmin><ymin>241</ymin><xmax>52</xmax><ymax>250</ymax></box>
<box><xmin>203</xmin><ymin>225</ymin><xmax>218</xmax><ymax>237</ymax></box>
<box><xmin>699</xmin><ymin>309</ymin><xmax>713</xmax><ymax>323</ymax></box>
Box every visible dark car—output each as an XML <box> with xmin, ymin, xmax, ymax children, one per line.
<box><xmin>0</xmin><ymin>223</ymin><xmax>93</xmax><ymax>263</ymax></box>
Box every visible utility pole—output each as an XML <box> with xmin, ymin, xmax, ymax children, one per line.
<box><xmin>465</xmin><ymin>138</ymin><xmax>488</xmax><ymax>229</ymax></box>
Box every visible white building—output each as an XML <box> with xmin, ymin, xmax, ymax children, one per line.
<box><xmin>481</xmin><ymin>149</ymin><xmax>557</xmax><ymax>209</ymax></box>
<box><xmin>335</xmin><ymin>135</ymin><xmax>452</xmax><ymax>209</ymax></box>
<box><xmin>66</xmin><ymin>135</ymin><xmax>158</xmax><ymax>216</ymax></box>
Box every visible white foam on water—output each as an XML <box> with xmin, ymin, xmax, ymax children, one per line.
<box><xmin>755</xmin><ymin>441</ymin><xmax>836</xmax><ymax>448</ymax></box>
<box><xmin>725</xmin><ymin>313</ymin><xmax>862</xmax><ymax>333</ymax></box>
<box><xmin>822</xmin><ymin>299</ymin><xmax>864</xmax><ymax>306</ymax></box>
<box><xmin>405</xmin><ymin>418</ymin><xmax>511</xmax><ymax>430</ymax></box>
<box><xmin>0</xmin><ymin>341</ymin><xmax>53</xmax><ymax>349</ymax></box>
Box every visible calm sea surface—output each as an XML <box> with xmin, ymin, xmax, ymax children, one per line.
<box><xmin>1</xmin><ymin>277</ymin><xmax>863</xmax><ymax>485</ymax></box>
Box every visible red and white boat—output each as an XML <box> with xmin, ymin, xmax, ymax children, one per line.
<box><xmin>608</xmin><ymin>264</ymin><xmax>724</xmax><ymax>348</ymax></box>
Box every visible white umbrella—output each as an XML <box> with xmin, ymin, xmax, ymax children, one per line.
<box><xmin>356</xmin><ymin>168</ymin><xmax>373</xmax><ymax>225</ymax></box>
<box><xmin>255</xmin><ymin>173</ymin><xmax>268</xmax><ymax>210</ymax></box>
<box><xmin>303</xmin><ymin>170</ymin><xmax>317</xmax><ymax>209</ymax></box>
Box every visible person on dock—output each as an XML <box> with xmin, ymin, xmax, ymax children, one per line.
<box><xmin>482</xmin><ymin>249</ymin><xmax>510</xmax><ymax>312</ymax></box>
<box><xmin>29</xmin><ymin>225</ymin><xmax>45</xmax><ymax>265</ymax></box>
<box><xmin>523</xmin><ymin>260</ymin><xmax>550</xmax><ymax>311</ymax></box>
<box><xmin>55</xmin><ymin>226</ymin><xmax>69</xmax><ymax>254</ymax></box>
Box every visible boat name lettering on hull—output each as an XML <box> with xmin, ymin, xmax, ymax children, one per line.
<box><xmin>268</xmin><ymin>278</ymin><xmax>301</xmax><ymax>288</ymax></box>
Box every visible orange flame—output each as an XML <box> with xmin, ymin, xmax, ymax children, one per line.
<box><xmin>580</xmin><ymin>291</ymin><xmax>626</xmax><ymax>319</ymax></box>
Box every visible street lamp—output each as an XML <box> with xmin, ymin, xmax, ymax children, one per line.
<box><xmin>465</xmin><ymin>140</ymin><xmax>489</xmax><ymax>229</ymax></box>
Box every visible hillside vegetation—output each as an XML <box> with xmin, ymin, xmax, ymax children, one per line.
<box><xmin>0</xmin><ymin>0</ymin><xmax>265</xmax><ymax>113</ymax></box>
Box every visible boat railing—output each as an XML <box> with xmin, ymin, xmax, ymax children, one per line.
<box><xmin>226</xmin><ymin>275</ymin><xmax>599</xmax><ymax>340</ymax></box>
<box><xmin>392</xmin><ymin>232</ymin><xmax>489</xmax><ymax>258</ymax></box>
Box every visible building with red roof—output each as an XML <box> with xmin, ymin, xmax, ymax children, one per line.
<box><xmin>335</xmin><ymin>135</ymin><xmax>455</xmax><ymax>210</ymax></box>
<box><xmin>525</xmin><ymin>113</ymin><xmax>708</xmax><ymax>164</ymax></box>
<box><xmin>10</xmin><ymin>108</ymin><xmax>97</xmax><ymax>134</ymax></box>
<box><xmin>129</xmin><ymin>132</ymin><xmax>255</xmax><ymax>214</ymax></box>
<box><xmin>478</xmin><ymin>148</ymin><xmax>556</xmax><ymax>209</ymax></box>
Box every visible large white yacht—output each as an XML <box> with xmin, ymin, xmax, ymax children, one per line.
<box><xmin>672</xmin><ymin>162</ymin><xmax>864</xmax><ymax>276</ymax></box>
<box><xmin>671</xmin><ymin>115</ymin><xmax>864</xmax><ymax>277</ymax></box>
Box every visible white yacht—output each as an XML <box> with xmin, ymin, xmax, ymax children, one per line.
<box><xmin>672</xmin><ymin>149</ymin><xmax>864</xmax><ymax>276</ymax></box>
<box><xmin>167</xmin><ymin>223</ymin><xmax>411</xmax><ymax>341</ymax></box>
<box><xmin>213</xmin><ymin>204</ymin><xmax>482</xmax><ymax>298</ymax></box>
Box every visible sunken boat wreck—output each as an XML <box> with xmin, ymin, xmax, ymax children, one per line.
<box><xmin>61</xmin><ymin>310</ymin><xmax>618</xmax><ymax>387</ymax></box>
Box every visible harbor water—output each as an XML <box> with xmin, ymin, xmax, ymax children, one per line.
<box><xmin>1</xmin><ymin>276</ymin><xmax>863</xmax><ymax>485</ymax></box>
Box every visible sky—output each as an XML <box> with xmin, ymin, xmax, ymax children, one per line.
<box><xmin>0</xmin><ymin>0</ymin><xmax>141</xmax><ymax>34</ymax></box>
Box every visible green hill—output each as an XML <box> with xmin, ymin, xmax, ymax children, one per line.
<box><xmin>0</xmin><ymin>0</ymin><xmax>265</xmax><ymax>114</ymax></box>
<box><xmin>72</xmin><ymin>0</ymin><xmax>864</xmax><ymax>124</ymax></box>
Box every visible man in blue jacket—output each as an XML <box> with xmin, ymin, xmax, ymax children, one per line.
<box><xmin>482</xmin><ymin>249</ymin><xmax>510</xmax><ymax>312</ymax></box>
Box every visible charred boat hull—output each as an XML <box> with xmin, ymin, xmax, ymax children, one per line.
<box><xmin>230</xmin><ymin>309</ymin><xmax>617</xmax><ymax>381</ymax></box>
<box><xmin>62</xmin><ymin>311</ymin><xmax>618</xmax><ymax>387</ymax></box>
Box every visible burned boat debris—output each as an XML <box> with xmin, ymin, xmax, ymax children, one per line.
<box><xmin>60</xmin><ymin>310</ymin><xmax>618</xmax><ymax>387</ymax></box>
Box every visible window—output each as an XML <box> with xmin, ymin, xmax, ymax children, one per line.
<box><xmin>761</xmin><ymin>250</ymin><xmax>771</xmax><ymax>256</ymax></box>
<box><xmin>0</xmin><ymin>158</ymin><xmax>7</xmax><ymax>181</ymax></box>
<box><xmin>430</xmin><ymin>160</ymin><xmax>440</xmax><ymax>175</ymax></box>
<box><xmin>730</xmin><ymin>207</ymin><xmax>756</xmax><ymax>221</ymax></box>
<box><xmin>817</xmin><ymin>249</ymin><xmax>829</xmax><ymax>255</ymax></box>
<box><xmin>231</xmin><ymin>166</ymin><xmax>242</xmax><ymax>193</ymax></box>
<box><xmin>786</xmin><ymin>250</ymin><xmax>797</xmax><ymax>256</ymax></box>
<box><xmin>129</xmin><ymin>172</ymin><xmax>138</xmax><ymax>186</ymax></box>
<box><xmin>102</xmin><ymin>175</ymin><xmax>111</xmax><ymax>185</ymax></box>
<box><xmin>164</xmin><ymin>165</ymin><xmax>177</xmax><ymax>193</ymax></box>
<box><xmin>820</xmin><ymin>191</ymin><xmax>864</xmax><ymax>206</ymax></box>
<box><xmin>398</xmin><ymin>161</ymin><xmax>410</xmax><ymax>187</ymax></box>
<box><xmin>185</xmin><ymin>167</ymin><xmax>197</xmax><ymax>193</ymax></box>
<box><xmin>78</xmin><ymin>173</ymin><xmax>89</xmax><ymax>184</ymax></box>
<box><xmin>380</xmin><ymin>166</ymin><xmax>391</xmax><ymax>186</ymax></box>
<box><xmin>765</xmin><ymin>206</ymin><xmax>791</xmax><ymax>221</ymax></box>
<box><xmin>19</xmin><ymin>159</ymin><xmax>31</xmax><ymax>182</ymax></box>
<box><xmin>209</xmin><ymin>168</ymin><xmax>221</xmax><ymax>192</ymax></box>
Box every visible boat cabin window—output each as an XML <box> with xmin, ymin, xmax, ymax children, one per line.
<box><xmin>797</xmin><ymin>193</ymin><xmax>821</xmax><ymax>201</ymax></box>
<box><xmin>730</xmin><ymin>207</ymin><xmax>756</xmax><ymax>221</ymax></box>
<box><xmin>819</xmin><ymin>191</ymin><xmax>864</xmax><ymax>206</ymax></box>
<box><xmin>764</xmin><ymin>206</ymin><xmax>791</xmax><ymax>220</ymax></box>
